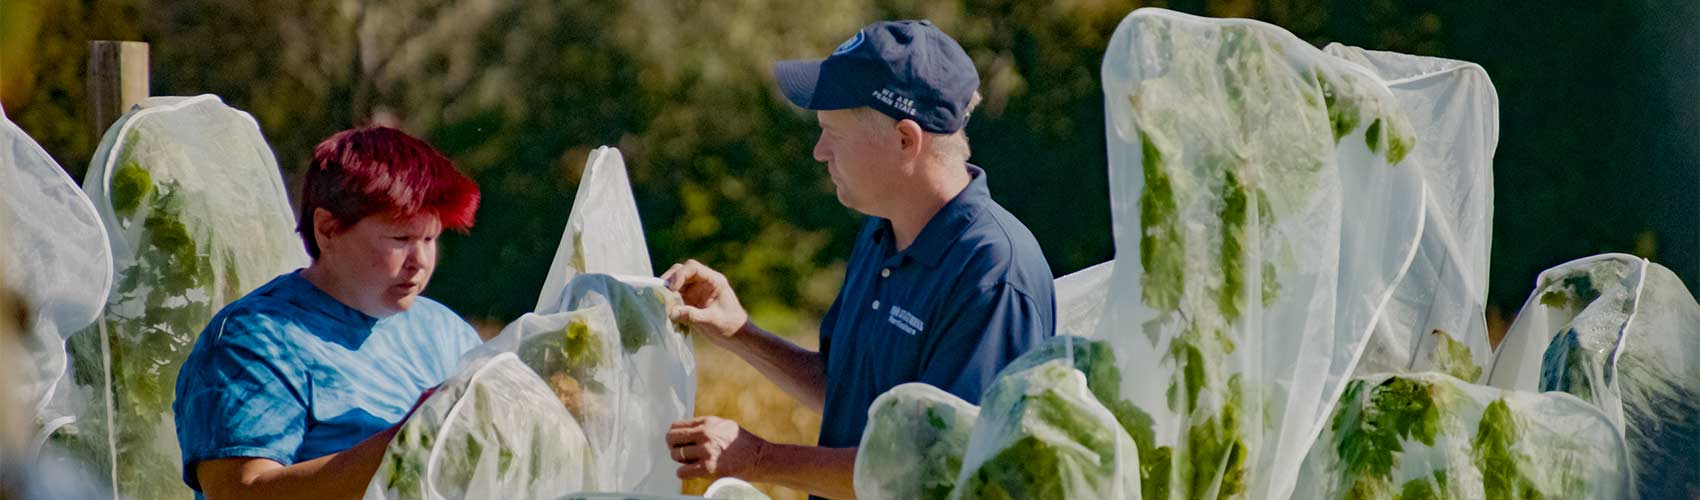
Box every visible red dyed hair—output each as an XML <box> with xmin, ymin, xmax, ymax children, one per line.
<box><xmin>298</xmin><ymin>127</ymin><xmax>480</xmax><ymax>259</ymax></box>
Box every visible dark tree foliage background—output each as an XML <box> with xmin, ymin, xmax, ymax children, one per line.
<box><xmin>4</xmin><ymin>0</ymin><xmax>1696</xmax><ymax>326</ymax></box>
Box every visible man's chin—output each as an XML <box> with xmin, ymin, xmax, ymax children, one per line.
<box><xmin>834</xmin><ymin>191</ymin><xmax>865</xmax><ymax>214</ymax></box>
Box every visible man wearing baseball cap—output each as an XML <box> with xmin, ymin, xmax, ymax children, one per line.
<box><xmin>661</xmin><ymin>20</ymin><xmax>1054</xmax><ymax>498</ymax></box>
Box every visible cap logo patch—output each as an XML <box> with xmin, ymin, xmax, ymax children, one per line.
<box><xmin>832</xmin><ymin>31</ymin><xmax>866</xmax><ymax>56</ymax></box>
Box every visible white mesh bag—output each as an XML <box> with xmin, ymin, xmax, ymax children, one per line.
<box><xmin>365</xmin><ymin>351</ymin><xmax>593</xmax><ymax>500</ymax></box>
<box><xmin>470</xmin><ymin>305</ymin><xmax>627</xmax><ymax>491</ymax></box>
<box><xmin>1488</xmin><ymin>253</ymin><xmax>1700</xmax><ymax>497</ymax></box>
<box><xmin>58</xmin><ymin>95</ymin><xmax>307</xmax><ymax>500</ymax></box>
<box><xmin>948</xmin><ymin>357</ymin><xmax>1139</xmax><ymax>500</ymax></box>
<box><xmin>531</xmin><ymin>144</ymin><xmax>693</xmax><ymax>494</ymax></box>
<box><xmin>535</xmin><ymin>146</ymin><xmax>652</xmax><ymax>313</ymax></box>
<box><xmin>1055</xmin><ymin>261</ymin><xmax>1114</xmax><ymax>339</ymax></box>
<box><xmin>1326</xmin><ymin>44</ymin><xmax>1499</xmax><ymax>380</ymax></box>
<box><xmin>1296</xmin><ymin>373</ymin><xmax>1631</xmax><ymax>499</ymax></box>
<box><xmin>1097</xmin><ymin>9</ymin><xmax>1424</xmax><ymax>499</ymax></box>
<box><xmin>0</xmin><ymin>103</ymin><xmax>112</xmax><ymax>459</ymax></box>
<box><xmin>702</xmin><ymin>477</ymin><xmax>773</xmax><ymax>500</ymax></box>
<box><xmin>550</xmin><ymin>273</ymin><xmax>694</xmax><ymax>494</ymax></box>
<box><xmin>854</xmin><ymin>383</ymin><xmax>980</xmax><ymax>500</ymax></box>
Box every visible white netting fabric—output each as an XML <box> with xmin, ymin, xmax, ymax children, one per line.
<box><xmin>58</xmin><ymin>95</ymin><xmax>307</xmax><ymax>500</ymax></box>
<box><xmin>546</xmin><ymin>274</ymin><xmax>694</xmax><ymax>494</ymax></box>
<box><xmin>535</xmin><ymin>146</ymin><xmax>652</xmax><ymax>313</ymax></box>
<box><xmin>1097</xmin><ymin>9</ymin><xmax>1424</xmax><ymax>499</ymax></box>
<box><xmin>0</xmin><ymin>103</ymin><xmax>112</xmax><ymax>459</ymax></box>
<box><xmin>1296</xmin><ymin>373</ymin><xmax>1631</xmax><ymax>499</ymax></box>
<box><xmin>854</xmin><ymin>383</ymin><xmax>979</xmax><ymax>500</ymax></box>
<box><xmin>1325</xmin><ymin>45</ymin><xmax>1498</xmax><ymax>381</ymax></box>
<box><xmin>524</xmin><ymin>146</ymin><xmax>692</xmax><ymax>495</ymax></box>
<box><xmin>1055</xmin><ymin>261</ymin><xmax>1114</xmax><ymax>339</ymax></box>
<box><xmin>949</xmin><ymin>355</ymin><xmax>1139</xmax><ymax>500</ymax></box>
<box><xmin>1488</xmin><ymin>254</ymin><xmax>1700</xmax><ymax>497</ymax></box>
<box><xmin>365</xmin><ymin>351</ymin><xmax>594</xmax><ymax>500</ymax></box>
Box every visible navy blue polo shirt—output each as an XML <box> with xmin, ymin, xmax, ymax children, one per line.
<box><xmin>817</xmin><ymin>164</ymin><xmax>1055</xmax><ymax>449</ymax></box>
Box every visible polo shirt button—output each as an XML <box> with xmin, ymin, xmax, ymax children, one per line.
<box><xmin>871</xmin><ymin>300</ymin><xmax>880</xmax><ymax>310</ymax></box>
<box><xmin>880</xmin><ymin>268</ymin><xmax>891</xmax><ymax>278</ymax></box>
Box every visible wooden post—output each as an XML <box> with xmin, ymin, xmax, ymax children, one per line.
<box><xmin>86</xmin><ymin>41</ymin><xmax>149</xmax><ymax>177</ymax></box>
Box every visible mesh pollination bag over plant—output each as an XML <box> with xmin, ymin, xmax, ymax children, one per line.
<box><xmin>475</xmin><ymin>307</ymin><xmax>625</xmax><ymax>471</ymax></box>
<box><xmin>1295</xmin><ymin>373</ymin><xmax>1631</xmax><ymax>499</ymax></box>
<box><xmin>1486</xmin><ymin>254</ymin><xmax>1647</xmax><ymax>391</ymax></box>
<box><xmin>1324</xmin><ymin>45</ymin><xmax>1498</xmax><ymax>381</ymax></box>
<box><xmin>855</xmin><ymin>335</ymin><xmax>1147</xmax><ymax>500</ymax></box>
<box><xmin>950</xmin><ymin>335</ymin><xmax>1150</xmax><ymax>500</ymax></box>
<box><xmin>365</xmin><ymin>351</ymin><xmax>594</xmax><ymax>500</ymax></box>
<box><xmin>0</xmin><ymin>104</ymin><xmax>113</xmax><ymax>460</ymax></box>
<box><xmin>948</xmin><ymin>348</ymin><xmax>1140</xmax><ymax>500</ymax></box>
<box><xmin>52</xmin><ymin>95</ymin><xmax>308</xmax><ymax>500</ymax></box>
<box><xmin>1097</xmin><ymin>8</ymin><xmax>1425</xmax><ymax>500</ymax></box>
<box><xmin>526</xmin><ymin>145</ymin><xmax>695</xmax><ymax>495</ymax></box>
<box><xmin>854</xmin><ymin>382</ymin><xmax>980</xmax><ymax>500</ymax></box>
<box><xmin>535</xmin><ymin>146</ymin><xmax>653</xmax><ymax>313</ymax></box>
<box><xmin>1055</xmin><ymin>261</ymin><xmax>1115</xmax><ymax>339</ymax></box>
<box><xmin>455</xmin><ymin>304</ymin><xmax>627</xmax><ymax>496</ymax></box>
<box><xmin>544</xmin><ymin>273</ymin><xmax>694</xmax><ymax>494</ymax></box>
<box><xmin>1486</xmin><ymin>254</ymin><xmax>1700</xmax><ymax>498</ymax></box>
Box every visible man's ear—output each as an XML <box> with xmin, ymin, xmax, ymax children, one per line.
<box><xmin>895</xmin><ymin>119</ymin><xmax>926</xmax><ymax>163</ymax></box>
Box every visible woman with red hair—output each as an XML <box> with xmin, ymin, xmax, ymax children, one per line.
<box><xmin>172</xmin><ymin>127</ymin><xmax>483</xmax><ymax>500</ymax></box>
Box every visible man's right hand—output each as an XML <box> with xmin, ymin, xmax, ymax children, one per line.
<box><xmin>661</xmin><ymin>259</ymin><xmax>750</xmax><ymax>339</ymax></box>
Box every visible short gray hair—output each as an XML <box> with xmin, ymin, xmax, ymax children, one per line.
<box><xmin>853</xmin><ymin>91</ymin><xmax>984</xmax><ymax>166</ymax></box>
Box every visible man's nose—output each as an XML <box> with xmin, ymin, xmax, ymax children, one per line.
<box><xmin>813</xmin><ymin>134</ymin><xmax>830</xmax><ymax>163</ymax></box>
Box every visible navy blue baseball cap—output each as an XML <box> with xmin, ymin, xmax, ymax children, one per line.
<box><xmin>773</xmin><ymin>20</ymin><xmax>980</xmax><ymax>134</ymax></box>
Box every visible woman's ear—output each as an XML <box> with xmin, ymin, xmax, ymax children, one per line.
<box><xmin>313</xmin><ymin>208</ymin><xmax>341</xmax><ymax>253</ymax></box>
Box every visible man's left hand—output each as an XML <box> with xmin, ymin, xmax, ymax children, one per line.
<box><xmin>666</xmin><ymin>416</ymin><xmax>769</xmax><ymax>480</ymax></box>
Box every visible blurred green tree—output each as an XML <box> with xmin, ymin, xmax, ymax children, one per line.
<box><xmin>5</xmin><ymin>0</ymin><xmax>1694</xmax><ymax>326</ymax></box>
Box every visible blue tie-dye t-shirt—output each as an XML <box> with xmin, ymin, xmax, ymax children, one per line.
<box><xmin>172</xmin><ymin>270</ymin><xmax>481</xmax><ymax>491</ymax></box>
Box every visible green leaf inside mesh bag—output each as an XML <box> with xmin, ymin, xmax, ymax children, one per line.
<box><xmin>365</xmin><ymin>352</ymin><xmax>592</xmax><ymax>500</ymax></box>
<box><xmin>468</xmin><ymin>307</ymin><xmax>621</xmax><ymax>493</ymax></box>
<box><xmin>554</xmin><ymin>274</ymin><xmax>695</xmax><ymax>493</ymax></box>
<box><xmin>996</xmin><ymin>335</ymin><xmax>1166</xmax><ymax>497</ymax></box>
<box><xmin>1296</xmin><ymin>373</ymin><xmax>1631</xmax><ymax>499</ymax></box>
<box><xmin>855</xmin><ymin>383</ymin><xmax>980</xmax><ymax>500</ymax></box>
<box><xmin>949</xmin><ymin>359</ymin><xmax>1138</xmax><ymax>500</ymax></box>
<box><xmin>482</xmin><ymin>275</ymin><xmax>696</xmax><ymax>494</ymax></box>
<box><xmin>556</xmin><ymin>274</ymin><xmax>688</xmax><ymax>354</ymax></box>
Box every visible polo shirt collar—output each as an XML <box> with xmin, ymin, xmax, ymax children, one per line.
<box><xmin>872</xmin><ymin>164</ymin><xmax>991</xmax><ymax>268</ymax></box>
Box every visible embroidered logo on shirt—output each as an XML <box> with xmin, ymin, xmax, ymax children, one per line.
<box><xmin>888</xmin><ymin>305</ymin><xmax>924</xmax><ymax>336</ymax></box>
